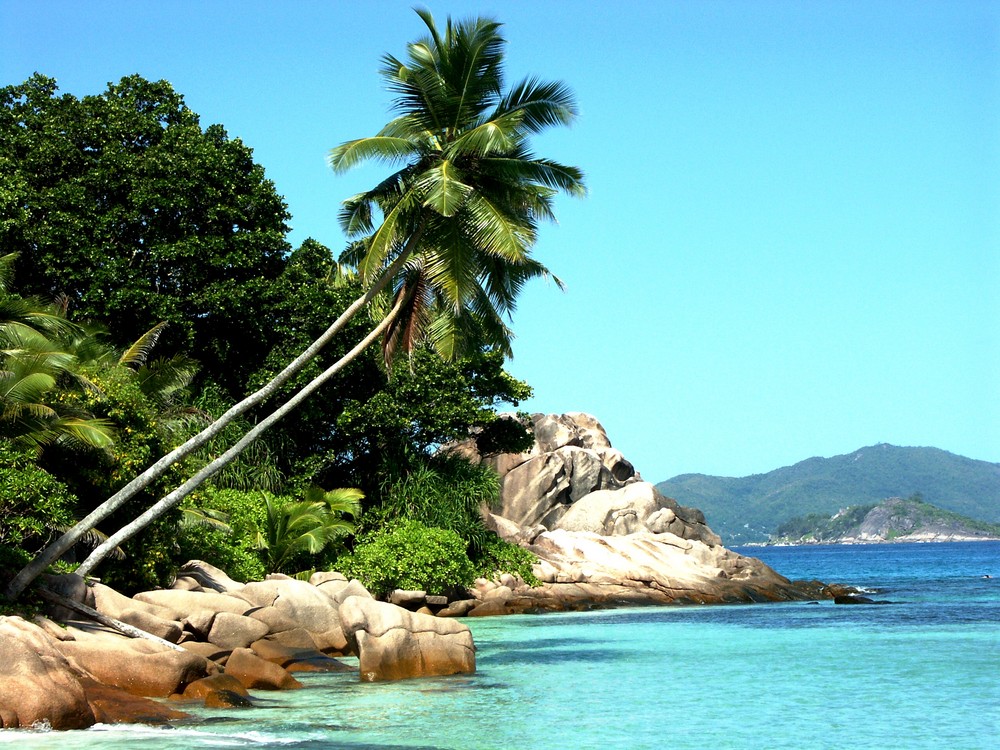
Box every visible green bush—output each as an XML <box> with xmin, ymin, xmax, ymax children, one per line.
<box><xmin>0</xmin><ymin>442</ymin><xmax>77</xmax><ymax>583</ymax></box>
<box><xmin>177</xmin><ymin>525</ymin><xmax>266</xmax><ymax>583</ymax></box>
<box><xmin>337</xmin><ymin>520</ymin><xmax>475</xmax><ymax>598</ymax></box>
<box><xmin>370</xmin><ymin>454</ymin><xmax>500</xmax><ymax>556</ymax></box>
<box><xmin>474</xmin><ymin>534</ymin><xmax>540</xmax><ymax>587</ymax></box>
<box><xmin>176</xmin><ymin>487</ymin><xmax>360</xmax><ymax>581</ymax></box>
<box><xmin>175</xmin><ymin>488</ymin><xmax>270</xmax><ymax>582</ymax></box>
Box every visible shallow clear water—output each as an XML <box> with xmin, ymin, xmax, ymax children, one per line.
<box><xmin>4</xmin><ymin>542</ymin><xmax>998</xmax><ymax>749</ymax></box>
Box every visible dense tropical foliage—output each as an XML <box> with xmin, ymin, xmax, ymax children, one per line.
<box><xmin>1</xmin><ymin>10</ymin><xmax>582</xmax><ymax>601</ymax></box>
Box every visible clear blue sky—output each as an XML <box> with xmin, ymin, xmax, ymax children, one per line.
<box><xmin>3</xmin><ymin>0</ymin><xmax>997</xmax><ymax>481</ymax></box>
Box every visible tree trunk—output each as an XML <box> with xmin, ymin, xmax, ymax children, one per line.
<box><xmin>5</xmin><ymin>233</ymin><xmax>422</xmax><ymax>600</ymax></box>
<box><xmin>35</xmin><ymin>587</ymin><xmax>185</xmax><ymax>652</ymax></box>
<box><xmin>74</xmin><ymin>291</ymin><xmax>408</xmax><ymax>576</ymax></box>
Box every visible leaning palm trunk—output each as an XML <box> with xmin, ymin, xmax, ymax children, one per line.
<box><xmin>7</xmin><ymin>11</ymin><xmax>585</xmax><ymax>600</ymax></box>
<box><xmin>4</xmin><ymin>240</ymin><xmax>420</xmax><ymax>600</ymax></box>
<box><xmin>74</xmin><ymin>292</ymin><xmax>407</xmax><ymax>576</ymax></box>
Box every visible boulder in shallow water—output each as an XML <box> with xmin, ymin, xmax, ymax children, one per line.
<box><xmin>339</xmin><ymin>596</ymin><xmax>475</xmax><ymax>681</ymax></box>
<box><xmin>81</xmin><ymin>677</ymin><xmax>188</xmax><ymax>724</ymax></box>
<box><xmin>0</xmin><ymin>616</ymin><xmax>95</xmax><ymax>730</ymax></box>
<box><xmin>236</xmin><ymin>578</ymin><xmax>347</xmax><ymax>653</ymax></box>
<box><xmin>224</xmin><ymin>647</ymin><xmax>302</xmax><ymax>690</ymax></box>
<box><xmin>250</xmin><ymin>638</ymin><xmax>354</xmax><ymax>672</ymax></box>
<box><xmin>180</xmin><ymin>673</ymin><xmax>249</xmax><ymax>701</ymax></box>
<box><xmin>56</xmin><ymin>623</ymin><xmax>211</xmax><ymax>698</ymax></box>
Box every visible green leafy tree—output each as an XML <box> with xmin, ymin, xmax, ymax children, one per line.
<box><xmin>0</xmin><ymin>74</ymin><xmax>291</xmax><ymax>397</ymax></box>
<box><xmin>9</xmin><ymin>10</ymin><xmax>582</xmax><ymax>598</ymax></box>
<box><xmin>331</xmin><ymin>346</ymin><xmax>533</xmax><ymax>491</ymax></box>
<box><xmin>0</xmin><ymin>441</ymin><xmax>77</xmax><ymax>578</ymax></box>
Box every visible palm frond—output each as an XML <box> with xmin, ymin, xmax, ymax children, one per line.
<box><xmin>460</xmin><ymin>191</ymin><xmax>534</xmax><ymax>263</ymax></box>
<box><xmin>448</xmin><ymin>109</ymin><xmax>525</xmax><ymax>156</ymax></box>
<box><xmin>357</xmin><ymin>183</ymin><xmax>422</xmax><ymax>284</ymax></box>
<box><xmin>496</xmin><ymin>77</ymin><xmax>579</xmax><ymax>132</ymax></box>
<box><xmin>133</xmin><ymin>354</ymin><xmax>198</xmax><ymax>404</ymax></box>
<box><xmin>118</xmin><ymin>321</ymin><xmax>168</xmax><ymax>367</ymax></box>
<box><xmin>50</xmin><ymin>416</ymin><xmax>116</xmax><ymax>450</ymax></box>
<box><xmin>179</xmin><ymin>506</ymin><xmax>232</xmax><ymax>533</ymax></box>
<box><xmin>338</xmin><ymin>194</ymin><xmax>375</xmax><ymax>238</ymax></box>
<box><xmin>382</xmin><ymin>268</ymin><xmax>429</xmax><ymax>368</ymax></box>
<box><xmin>329</xmin><ymin>136</ymin><xmax>421</xmax><ymax>174</ymax></box>
<box><xmin>417</xmin><ymin>159</ymin><xmax>472</xmax><ymax>217</ymax></box>
<box><xmin>56</xmin><ymin>525</ymin><xmax>126</xmax><ymax>561</ymax></box>
<box><xmin>319</xmin><ymin>487</ymin><xmax>364</xmax><ymax>517</ymax></box>
<box><xmin>0</xmin><ymin>252</ymin><xmax>18</xmax><ymax>294</ymax></box>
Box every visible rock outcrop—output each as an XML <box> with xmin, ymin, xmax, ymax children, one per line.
<box><xmin>339</xmin><ymin>596</ymin><xmax>476</xmax><ymax>682</ymax></box>
<box><xmin>462</xmin><ymin>412</ymin><xmax>829</xmax><ymax>613</ymax></box>
<box><xmin>1</xmin><ymin>562</ymin><xmax>465</xmax><ymax>730</ymax></box>
<box><xmin>0</xmin><ymin>616</ymin><xmax>95</xmax><ymax>730</ymax></box>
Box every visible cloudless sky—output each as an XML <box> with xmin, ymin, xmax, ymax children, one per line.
<box><xmin>2</xmin><ymin>0</ymin><xmax>997</xmax><ymax>481</ymax></box>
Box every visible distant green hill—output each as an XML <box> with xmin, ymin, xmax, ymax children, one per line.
<box><xmin>655</xmin><ymin>444</ymin><xmax>1000</xmax><ymax>544</ymax></box>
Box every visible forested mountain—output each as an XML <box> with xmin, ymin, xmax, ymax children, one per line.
<box><xmin>655</xmin><ymin>444</ymin><xmax>1000</xmax><ymax>544</ymax></box>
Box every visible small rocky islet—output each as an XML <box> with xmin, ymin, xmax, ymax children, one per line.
<box><xmin>0</xmin><ymin>413</ymin><xmax>845</xmax><ymax>731</ymax></box>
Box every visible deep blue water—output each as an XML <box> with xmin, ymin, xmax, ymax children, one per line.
<box><xmin>3</xmin><ymin>541</ymin><xmax>998</xmax><ymax>749</ymax></box>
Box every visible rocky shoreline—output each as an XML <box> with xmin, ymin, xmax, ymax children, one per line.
<box><xmin>1</xmin><ymin>413</ymin><xmax>846</xmax><ymax>731</ymax></box>
<box><xmin>0</xmin><ymin>563</ymin><xmax>478</xmax><ymax>730</ymax></box>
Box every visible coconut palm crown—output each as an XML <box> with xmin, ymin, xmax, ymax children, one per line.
<box><xmin>330</xmin><ymin>9</ymin><xmax>585</xmax><ymax>364</ymax></box>
<box><xmin>5</xmin><ymin>11</ymin><xmax>584</xmax><ymax>599</ymax></box>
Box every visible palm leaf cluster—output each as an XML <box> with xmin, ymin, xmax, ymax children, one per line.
<box><xmin>1</xmin><ymin>252</ymin><xmax>114</xmax><ymax>450</ymax></box>
<box><xmin>1</xmin><ymin>252</ymin><xmax>198</xmax><ymax>451</ymax></box>
<box><xmin>330</xmin><ymin>10</ymin><xmax>585</xmax><ymax>365</ymax></box>
<box><xmin>254</xmin><ymin>487</ymin><xmax>363</xmax><ymax>574</ymax></box>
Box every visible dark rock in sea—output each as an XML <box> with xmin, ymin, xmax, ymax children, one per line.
<box><xmin>833</xmin><ymin>594</ymin><xmax>892</xmax><ymax>605</ymax></box>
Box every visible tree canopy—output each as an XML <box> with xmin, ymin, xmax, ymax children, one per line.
<box><xmin>330</xmin><ymin>9</ymin><xmax>585</xmax><ymax>363</ymax></box>
<box><xmin>2</xmin><ymin>10</ymin><xmax>582</xmax><ymax>599</ymax></box>
<box><xmin>0</xmin><ymin>74</ymin><xmax>291</xmax><ymax>397</ymax></box>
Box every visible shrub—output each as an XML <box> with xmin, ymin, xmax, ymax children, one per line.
<box><xmin>337</xmin><ymin>520</ymin><xmax>475</xmax><ymax>598</ymax></box>
<box><xmin>474</xmin><ymin>535</ymin><xmax>540</xmax><ymax>587</ymax></box>
<box><xmin>177</xmin><ymin>525</ymin><xmax>266</xmax><ymax>583</ymax></box>
<box><xmin>0</xmin><ymin>442</ymin><xmax>77</xmax><ymax>583</ymax></box>
<box><xmin>175</xmin><ymin>488</ymin><xmax>270</xmax><ymax>582</ymax></box>
<box><xmin>370</xmin><ymin>454</ymin><xmax>500</xmax><ymax>556</ymax></box>
<box><xmin>255</xmin><ymin>488</ymin><xmax>361</xmax><ymax>575</ymax></box>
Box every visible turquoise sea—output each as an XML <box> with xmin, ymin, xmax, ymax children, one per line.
<box><xmin>3</xmin><ymin>541</ymin><xmax>998</xmax><ymax>749</ymax></box>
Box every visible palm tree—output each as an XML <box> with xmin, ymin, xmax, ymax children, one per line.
<box><xmin>7</xmin><ymin>10</ymin><xmax>583</xmax><ymax>597</ymax></box>
<box><xmin>254</xmin><ymin>487</ymin><xmax>363</xmax><ymax>574</ymax></box>
<box><xmin>1</xmin><ymin>253</ymin><xmax>115</xmax><ymax>451</ymax></box>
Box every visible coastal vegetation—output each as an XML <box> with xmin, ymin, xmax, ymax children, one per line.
<box><xmin>0</xmin><ymin>10</ymin><xmax>583</xmax><ymax>602</ymax></box>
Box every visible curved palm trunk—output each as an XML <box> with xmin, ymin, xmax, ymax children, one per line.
<box><xmin>5</xmin><ymin>233</ymin><xmax>422</xmax><ymax>600</ymax></box>
<box><xmin>74</xmin><ymin>291</ymin><xmax>408</xmax><ymax>576</ymax></box>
